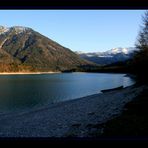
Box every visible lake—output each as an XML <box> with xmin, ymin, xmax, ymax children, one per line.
<box><xmin>0</xmin><ymin>73</ymin><xmax>135</xmax><ymax>113</ymax></box>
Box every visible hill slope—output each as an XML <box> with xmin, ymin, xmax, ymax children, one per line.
<box><xmin>0</xmin><ymin>26</ymin><xmax>93</xmax><ymax>72</ymax></box>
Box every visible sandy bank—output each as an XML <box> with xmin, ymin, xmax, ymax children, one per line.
<box><xmin>0</xmin><ymin>72</ymin><xmax>61</xmax><ymax>75</ymax></box>
<box><xmin>0</xmin><ymin>84</ymin><xmax>146</xmax><ymax>137</ymax></box>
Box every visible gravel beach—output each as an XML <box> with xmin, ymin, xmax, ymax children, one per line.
<box><xmin>0</xmin><ymin>84</ymin><xmax>145</xmax><ymax>137</ymax></box>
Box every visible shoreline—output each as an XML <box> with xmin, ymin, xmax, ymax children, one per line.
<box><xmin>0</xmin><ymin>84</ymin><xmax>145</xmax><ymax>137</ymax></box>
<box><xmin>0</xmin><ymin>71</ymin><xmax>136</xmax><ymax>76</ymax></box>
<box><xmin>0</xmin><ymin>71</ymin><xmax>61</xmax><ymax>75</ymax></box>
<box><xmin>102</xmin><ymin>84</ymin><xmax>148</xmax><ymax>137</ymax></box>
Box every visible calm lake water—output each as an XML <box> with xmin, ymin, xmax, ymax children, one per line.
<box><xmin>0</xmin><ymin>73</ymin><xmax>135</xmax><ymax>113</ymax></box>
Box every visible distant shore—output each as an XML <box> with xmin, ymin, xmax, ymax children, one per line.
<box><xmin>0</xmin><ymin>84</ymin><xmax>145</xmax><ymax>137</ymax></box>
<box><xmin>0</xmin><ymin>71</ymin><xmax>61</xmax><ymax>75</ymax></box>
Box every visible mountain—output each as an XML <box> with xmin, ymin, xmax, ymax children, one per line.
<box><xmin>76</xmin><ymin>47</ymin><xmax>139</xmax><ymax>65</ymax></box>
<box><xmin>0</xmin><ymin>26</ymin><xmax>94</xmax><ymax>72</ymax></box>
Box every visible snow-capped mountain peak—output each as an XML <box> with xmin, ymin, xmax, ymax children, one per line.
<box><xmin>0</xmin><ymin>26</ymin><xmax>32</xmax><ymax>35</ymax></box>
<box><xmin>0</xmin><ymin>26</ymin><xmax>9</xmax><ymax>34</ymax></box>
<box><xmin>76</xmin><ymin>47</ymin><xmax>138</xmax><ymax>57</ymax></box>
<box><xmin>106</xmin><ymin>47</ymin><xmax>136</xmax><ymax>55</ymax></box>
<box><xmin>10</xmin><ymin>26</ymin><xmax>32</xmax><ymax>33</ymax></box>
<box><xmin>111</xmin><ymin>48</ymin><xmax>128</xmax><ymax>54</ymax></box>
<box><xmin>76</xmin><ymin>47</ymin><xmax>139</xmax><ymax>65</ymax></box>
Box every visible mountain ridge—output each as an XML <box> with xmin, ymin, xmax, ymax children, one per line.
<box><xmin>76</xmin><ymin>47</ymin><xmax>139</xmax><ymax>65</ymax></box>
<box><xmin>0</xmin><ymin>25</ymin><xmax>94</xmax><ymax>72</ymax></box>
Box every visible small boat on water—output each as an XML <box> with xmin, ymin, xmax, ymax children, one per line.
<box><xmin>101</xmin><ymin>86</ymin><xmax>123</xmax><ymax>93</ymax></box>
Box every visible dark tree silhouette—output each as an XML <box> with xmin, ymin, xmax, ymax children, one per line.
<box><xmin>131</xmin><ymin>11</ymin><xmax>148</xmax><ymax>83</ymax></box>
<box><xmin>136</xmin><ymin>11</ymin><xmax>148</xmax><ymax>50</ymax></box>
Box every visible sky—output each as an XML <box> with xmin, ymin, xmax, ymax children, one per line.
<box><xmin>0</xmin><ymin>10</ymin><xmax>145</xmax><ymax>52</ymax></box>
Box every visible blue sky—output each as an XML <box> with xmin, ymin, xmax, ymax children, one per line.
<box><xmin>0</xmin><ymin>10</ymin><xmax>145</xmax><ymax>52</ymax></box>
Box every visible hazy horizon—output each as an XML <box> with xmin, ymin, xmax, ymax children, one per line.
<box><xmin>0</xmin><ymin>10</ymin><xmax>145</xmax><ymax>52</ymax></box>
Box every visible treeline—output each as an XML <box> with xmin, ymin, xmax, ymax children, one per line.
<box><xmin>62</xmin><ymin>63</ymin><xmax>129</xmax><ymax>73</ymax></box>
<box><xmin>128</xmin><ymin>11</ymin><xmax>148</xmax><ymax>83</ymax></box>
<box><xmin>0</xmin><ymin>63</ymin><xmax>34</xmax><ymax>72</ymax></box>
